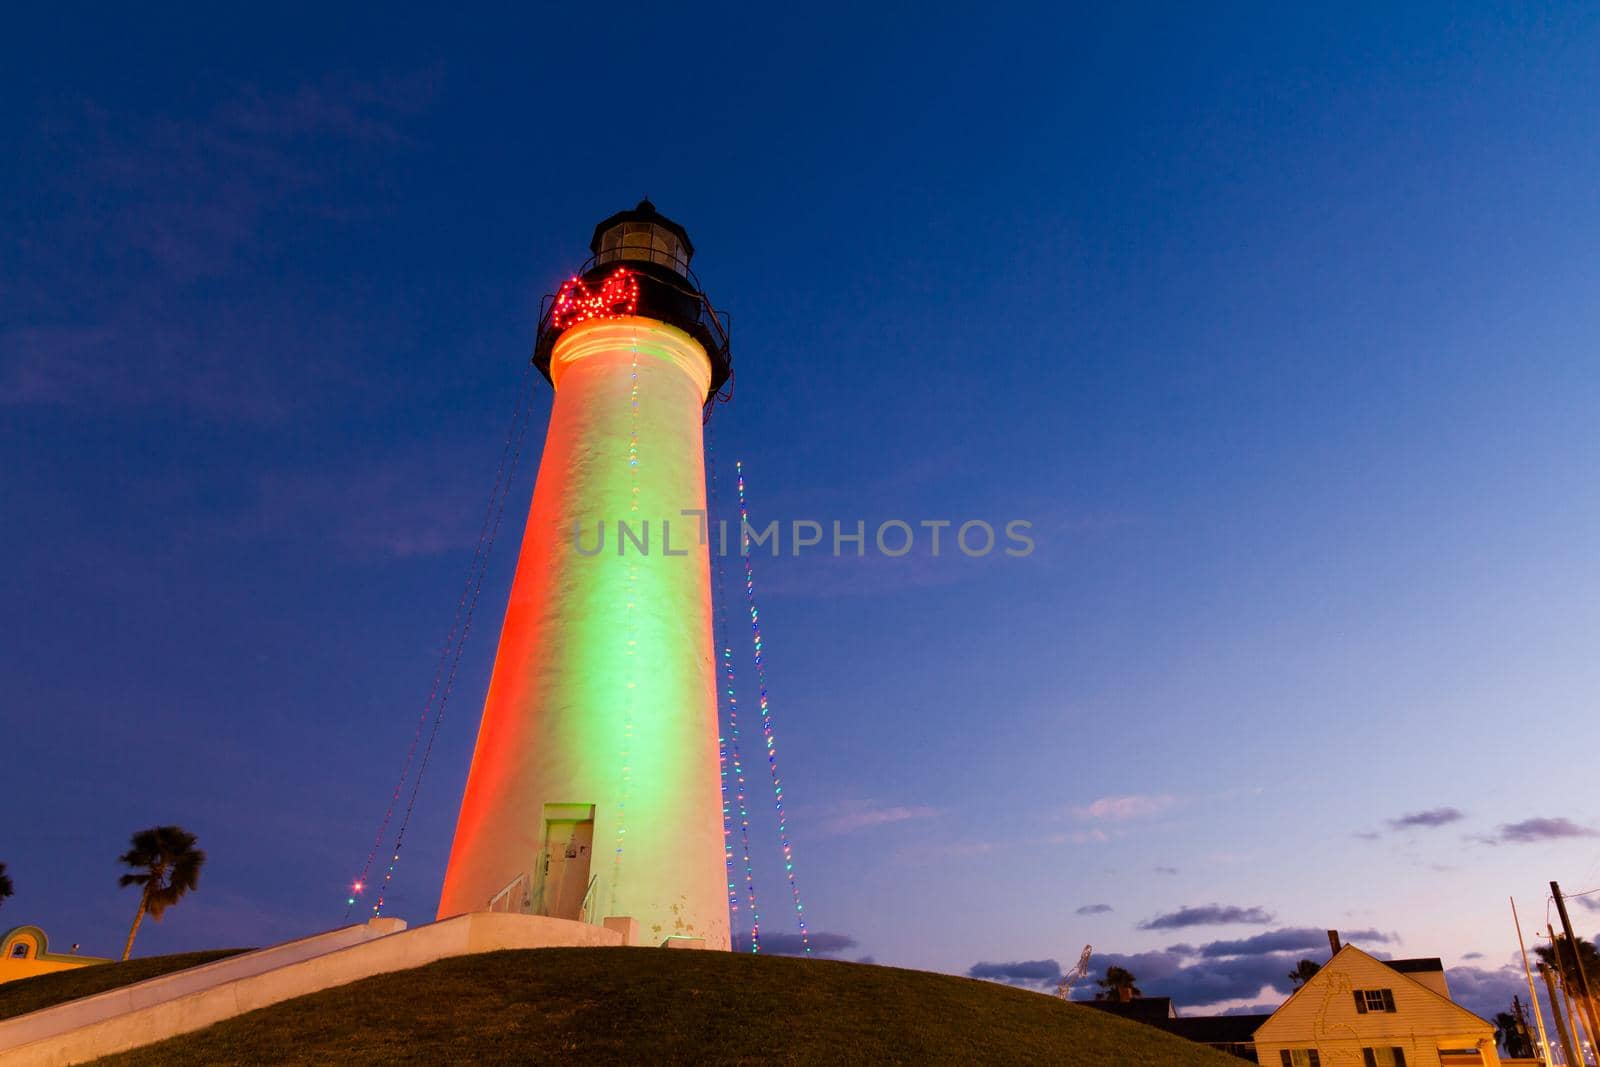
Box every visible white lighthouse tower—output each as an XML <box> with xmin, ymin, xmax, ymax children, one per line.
<box><xmin>437</xmin><ymin>202</ymin><xmax>732</xmax><ymax>950</ymax></box>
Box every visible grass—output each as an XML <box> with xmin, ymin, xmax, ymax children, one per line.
<box><xmin>100</xmin><ymin>947</ymin><xmax>1237</xmax><ymax>1066</ymax></box>
<box><xmin>0</xmin><ymin>949</ymin><xmax>249</xmax><ymax>1022</ymax></box>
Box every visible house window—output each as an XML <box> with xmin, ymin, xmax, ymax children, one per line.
<box><xmin>1353</xmin><ymin>988</ymin><xmax>1397</xmax><ymax>1013</ymax></box>
<box><xmin>1362</xmin><ymin>1048</ymin><xmax>1407</xmax><ymax>1067</ymax></box>
<box><xmin>9</xmin><ymin>942</ymin><xmax>28</xmax><ymax>959</ymax></box>
<box><xmin>1279</xmin><ymin>1050</ymin><xmax>1321</xmax><ymax>1067</ymax></box>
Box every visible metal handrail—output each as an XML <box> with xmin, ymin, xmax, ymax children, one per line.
<box><xmin>533</xmin><ymin>253</ymin><xmax>733</xmax><ymax>408</ymax></box>
<box><xmin>487</xmin><ymin>872</ymin><xmax>529</xmax><ymax>914</ymax></box>
<box><xmin>577</xmin><ymin>875</ymin><xmax>600</xmax><ymax>924</ymax></box>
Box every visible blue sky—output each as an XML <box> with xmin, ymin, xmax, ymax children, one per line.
<box><xmin>4</xmin><ymin>2</ymin><xmax>1599</xmax><ymax>1022</ymax></box>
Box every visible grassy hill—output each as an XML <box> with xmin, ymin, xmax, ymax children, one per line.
<box><xmin>0</xmin><ymin>950</ymin><xmax>247</xmax><ymax>1022</ymax></box>
<box><xmin>98</xmin><ymin>947</ymin><xmax>1237</xmax><ymax>1065</ymax></box>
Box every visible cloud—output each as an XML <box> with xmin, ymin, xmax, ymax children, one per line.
<box><xmin>815</xmin><ymin>803</ymin><xmax>940</xmax><ymax>837</ymax></box>
<box><xmin>1139</xmin><ymin>905</ymin><xmax>1274</xmax><ymax>930</ymax></box>
<box><xmin>1389</xmin><ymin>807</ymin><xmax>1464</xmax><ymax>830</ymax></box>
<box><xmin>1076</xmin><ymin>904</ymin><xmax>1114</xmax><ymax>915</ymax></box>
<box><xmin>2</xmin><ymin>76</ymin><xmax>434</xmax><ymax>418</ymax></box>
<box><xmin>1576</xmin><ymin>896</ymin><xmax>1600</xmax><ymax>913</ymax></box>
<box><xmin>919</xmin><ymin>825</ymin><xmax>1120</xmax><ymax>859</ymax></box>
<box><xmin>1075</xmin><ymin>949</ymin><xmax>1294</xmax><ymax>1007</ymax></box>
<box><xmin>1492</xmin><ymin>817</ymin><xmax>1597</xmax><ymax>844</ymax></box>
<box><xmin>1196</xmin><ymin>928</ymin><xmax>1390</xmax><ymax>958</ymax></box>
<box><xmin>1154</xmin><ymin>866</ymin><xmax>1180</xmax><ymax>876</ymax></box>
<box><xmin>1461</xmin><ymin>951</ymin><xmax>1484</xmax><ymax>960</ymax></box>
<box><xmin>237</xmin><ymin>449</ymin><xmax>530</xmax><ymax>560</ymax></box>
<box><xmin>1444</xmin><ymin>964</ymin><xmax>1527</xmax><ymax>1022</ymax></box>
<box><xmin>968</xmin><ymin>927</ymin><xmax>1392</xmax><ymax>1010</ymax></box>
<box><xmin>731</xmin><ymin>930</ymin><xmax>857</xmax><ymax>957</ymax></box>
<box><xmin>1071</xmin><ymin>794</ymin><xmax>1176</xmax><ymax>821</ymax></box>
<box><xmin>968</xmin><ymin>959</ymin><xmax>1062</xmax><ymax>989</ymax></box>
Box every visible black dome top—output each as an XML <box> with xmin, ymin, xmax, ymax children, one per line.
<box><xmin>588</xmin><ymin>199</ymin><xmax>696</xmax><ymax>259</ymax></box>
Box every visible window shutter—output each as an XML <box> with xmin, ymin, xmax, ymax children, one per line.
<box><xmin>1391</xmin><ymin>1049</ymin><xmax>1405</xmax><ymax>1067</ymax></box>
<box><xmin>1353</xmin><ymin>990</ymin><xmax>1368</xmax><ymax>1013</ymax></box>
<box><xmin>1380</xmin><ymin>988</ymin><xmax>1396</xmax><ymax>1012</ymax></box>
<box><xmin>1362</xmin><ymin>1049</ymin><xmax>1377</xmax><ymax>1067</ymax></box>
<box><xmin>1280</xmin><ymin>1052</ymin><xmax>1293</xmax><ymax>1067</ymax></box>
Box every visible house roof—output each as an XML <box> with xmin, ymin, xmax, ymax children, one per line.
<box><xmin>1081</xmin><ymin>1001</ymin><xmax>1269</xmax><ymax>1049</ymax></box>
<box><xmin>1252</xmin><ymin>945</ymin><xmax>1492</xmax><ymax>1039</ymax></box>
<box><xmin>1083</xmin><ymin>996</ymin><xmax>1174</xmax><ymax>1022</ymax></box>
<box><xmin>1162</xmin><ymin>1014</ymin><xmax>1273</xmax><ymax>1044</ymax></box>
<box><xmin>1385</xmin><ymin>957</ymin><xmax>1444</xmax><ymax>974</ymax></box>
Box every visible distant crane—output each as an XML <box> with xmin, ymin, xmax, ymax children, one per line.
<box><xmin>1056</xmin><ymin>945</ymin><xmax>1093</xmax><ymax>1000</ymax></box>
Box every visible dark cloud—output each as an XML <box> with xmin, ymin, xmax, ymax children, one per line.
<box><xmin>969</xmin><ymin>927</ymin><xmax>1392</xmax><ymax>1011</ymax></box>
<box><xmin>1494</xmin><ymin>817</ymin><xmax>1597</xmax><ymax>843</ymax></box>
<box><xmin>731</xmin><ymin>930</ymin><xmax>857</xmax><ymax>957</ymax></box>
<box><xmin>1462</xmin><ymin>951</ymin><xmax>1484</xmax><ymax>959</ymax></box>
<box><xmin>1078</xmin><ymin>949</ymin><xmax>1296</xmax><ymax>1006</ymax></box>
<box><xmin>1153</xmin><ymin>866</ymin><xmax>1180</xmax><ymax>875</ymax></box>
<box><xmin>1333</xmin><ymin>929</ymin><xmax>1394</xmax><ymax>947</ymax></box>
<box><xmin>1197</xmin><ymin>929</ymin><xmax>1325</xmax><ymax>958</ymax></box>
<box><xmin>968</xmin><ymin>959</ymin><xmax>1062</xmax><ymax>989</ymax></box>
<box><xmin>1139</xmin><ymin>904</ymin><xmax>1274</xmax><ymax>930</ymax></box>
<box><xmin>1389</xmin><ymin>807</ymin><xmax>1464</xmax><ymax>830</ymax></box>
<box><xmin>1576</xmin><ymin>896</ymin><xmax>1600</xmax><ymax>913</ymax></box>
<box><xmin>1196</xmin><ymin>927</ymin><xmax>1389</xmax><ymax>958</ymax></box>
<box><xmin>1445</xmin><ymin>965</ymin><xmax>1526</xmax><ymax>1022</ymax></box>
<box><xmin>1076</xmin><ymin>904</ymin><xmax>1114</xmax><ymax>915</ymax></box>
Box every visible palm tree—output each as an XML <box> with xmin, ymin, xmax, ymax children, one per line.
<box><xmin>1287</xmin><ymin>959</ymin><xmax>1321</xmax><ymax>988</ymax></box>
<box><xmin>1096</xmin><ymin>965</ymin><xmax>1142</xmax><ymax>1003</ymax></box>
<box><xmin>0</xmin><ymin>862</ymin><xmax>12</xmax><ymax>909</ymax></box>
<box><xmin>117</xmin><ymin>826</ymin><xmax>206</xmax><ymax>961</ymax></box>
<box><xmin>1495</xmin><ymin>1009</ymin><xmax>1533</xmax><ymax>1058</ymax></box>
<box><xmin>1535</xmin><ymin>933</ymin><xmax>1600</xmax><ymax>990</ymax></box>
<box><xmin>1536</xmin><ymin>934</ymin><xmax>1600</xmax><ymax>1053</ymax></box>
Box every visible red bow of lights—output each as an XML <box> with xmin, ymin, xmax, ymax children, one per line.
<box><xmin>550</xmin><ymin>267</ymin><xmax>640</xmax><ymax>331</ymax></box>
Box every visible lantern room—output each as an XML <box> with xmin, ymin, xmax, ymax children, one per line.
<box><xmin>591</xmin><ymin>199</ymin><xmax>694</xmax><ymax>277</ymax></box>
<box><xmin>533</xmin><ymin>200</ymin><xmax>731</xmax><ymax>402</ymax></box>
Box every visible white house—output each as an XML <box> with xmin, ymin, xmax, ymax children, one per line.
<box><xmin>1253</xmin><ymin>945</ymin><xmax>1501</xmax><ymax>1067</ymax></box>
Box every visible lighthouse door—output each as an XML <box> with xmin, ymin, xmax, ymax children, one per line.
<box><xmin>541</xmin><ymin>814</ymin><xmax>595</xmax><ymax>921</ymax></box>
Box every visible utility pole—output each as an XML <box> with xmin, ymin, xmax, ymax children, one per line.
<box><xmin>1554</xmin><ymin>881</ymin><xmax>1600</xmax><ymax>1056</ymax></box>
<box><xmin>1542</xmin><ymin>963</ymin><xmax>1578</xmax><ymax>1066</ymax></box>
<box><xmin>1514</xmin><ymin>897</ymin><xmax>1555</xmax><ymax>1063</ymax></box>
<box><xmin>1568</xmin><ymin>976</ymin><xmax>1595</xmax><ymax>1066</ymax></box>
<box><xmin>1515</xmin><ymin>996</ymin><xmax>1535</xmax><ymax>1059</ymax></box>
<box><xmin>1552</xmin><ymin>922</ymin><xmax>1595</xmax><ymax>1066</ymax></box>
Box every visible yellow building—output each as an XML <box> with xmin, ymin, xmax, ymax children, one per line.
<box><xmin>0</xmin><ymin>925</ymin><xmax>111</xmax><ymax>986</ymax></box>
<box><xmin>1254</xmin><ymin>945</ymin><xmax>1500</xmax><ymax>1067</ymax></box>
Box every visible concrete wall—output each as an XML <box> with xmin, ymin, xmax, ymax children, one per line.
<box><xmin>0</xmin><ymin>913</ymin><xmax>622</xmax><ymax>1066</ymax></box>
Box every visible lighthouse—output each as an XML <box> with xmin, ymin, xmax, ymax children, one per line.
<box><xmin>438</xmin><ymin>202</ymin><xmax>732</xmax><ymax>949</ymax></box>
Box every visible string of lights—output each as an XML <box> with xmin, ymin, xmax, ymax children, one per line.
<box><xmin>367</xmin><ymin>365</ymin><xmax>534</xmax><ymax>917</ymax></box>
<box><xmin>550</xmin><ymin>267</ymin><xmax>639</xmax><ymax>331</ymax></box>
<box><xmin>708</xmin><ymin>429</ymin><xmax>761</xmax><ymax>951</ymax></box>
<box><xmin>736</xmin><ymin>460</ymin><xmax>811</xmax><ymax>954</ymax></box>
<box><xmin>346</xmin><ymin>363</ymin><xmax>534</xmax><ymax>919</ymax></box>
